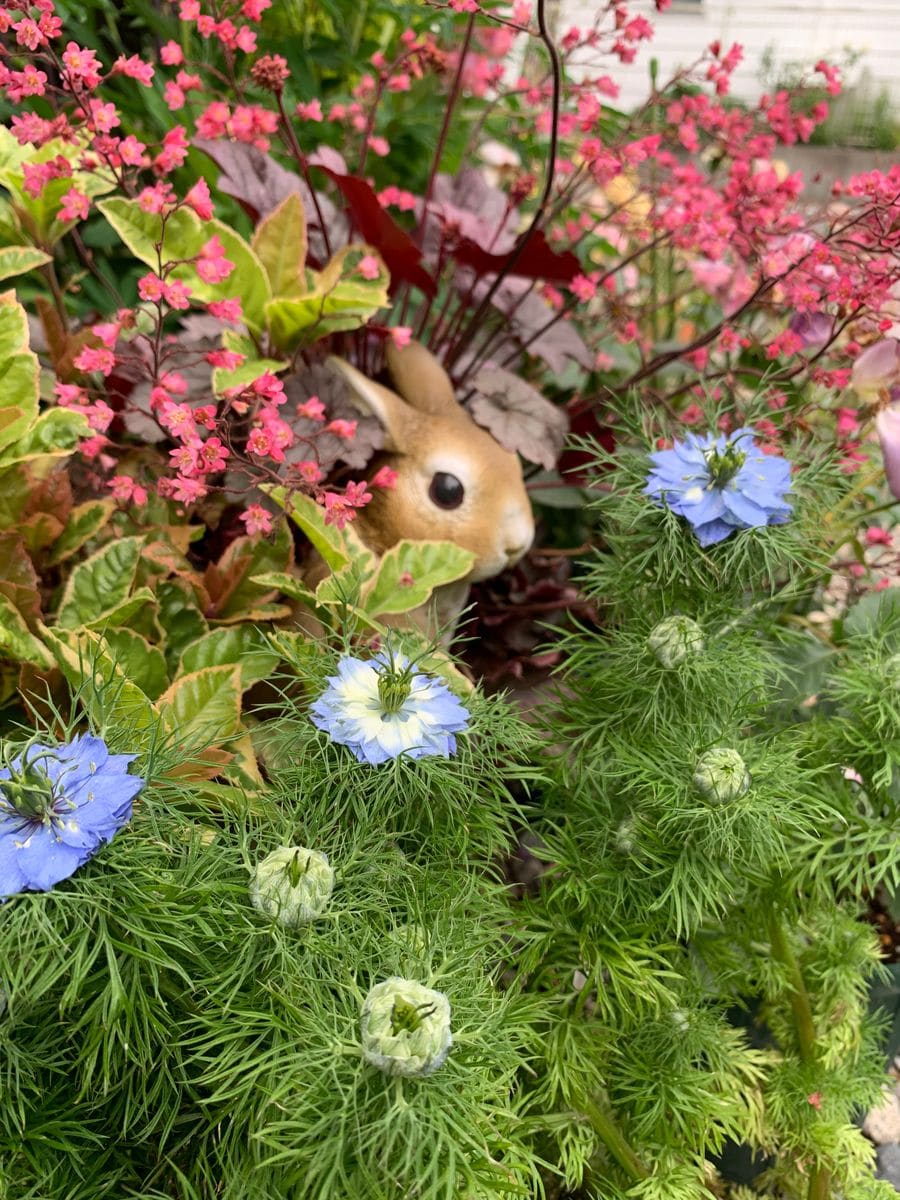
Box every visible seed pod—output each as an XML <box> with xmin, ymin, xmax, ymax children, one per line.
<box><xmin>360</xmin><ymin>976</ymin><xmax>452</xmax><ymax>1078</ymax></box>
<box><xmin>647</xmin><ymin>616</ymin><xmax>704</xmax><ymax>668</ymax></box>
<box><xmin>692</xmin><ymin>748</ymin><xmax>751</xmax><ymax>804</ymax></box>
<box><xmin>250</xmin><ymin>846</ymin><xmax>334</xmax><ymax>927</ymax></box>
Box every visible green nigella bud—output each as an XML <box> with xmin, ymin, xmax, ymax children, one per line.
<box><xmin>360</xmin><ymin>977</ymin><xmax>452</xmax><ymax>1078</ymax></box>
<box><xmin>614</xmin><ymin>818</ymin><xmax>637</xmax><ymax>857</ymax></box>
<box><xmin>250</xmin><ymin>846</ymin><xmax>334</xmax><ymax>927</ymax></box>
<box><xmin>647</xmin><ymin>616</ymin><xmax>704</xmax><ymax>668</ymax></box>
<box><xmin>692</xmin><ymin>748</ymin><xmax>751</xmax><ymax>804</ymax></box>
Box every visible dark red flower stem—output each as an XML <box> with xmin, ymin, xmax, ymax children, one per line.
<box><xmin>444</xmin><ymin>0</ymin><xmax>562</xmax><ymax>370</ymax></box>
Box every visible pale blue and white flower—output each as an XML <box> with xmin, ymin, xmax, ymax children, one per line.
<box><xmin>310</xmin><ymin>652</ymin><xmax>470</xmax><ymax>765</ymax></box>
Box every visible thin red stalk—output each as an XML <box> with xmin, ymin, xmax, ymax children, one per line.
<box><xmin>276</xmin><ymin>92</ymin><xmax>332</xmax><ymax>260</ymax></box>
<box><xmin>445</xmin><ymin>0</ymin><xmax>562</xmax><ymax>368</ymax></box>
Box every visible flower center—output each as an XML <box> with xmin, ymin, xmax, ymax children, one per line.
<box><xmin>0</xmin><ymin>755</ymin><xmax>58</xmax><ymax>823</ymax></box>
<box><xmin>377</xmin><ymin>668</ymin><xmax>413</xmax><ymax>715</ymax></box>
<box><xmin>703</xmin><ymin>444</ymin><xmax>746</xmax><ymax>487</ymax></box>
<box><xmin>390</xmin><ymin>997</ymin><xmax>435</xmax><ymax>1035</ymax></box>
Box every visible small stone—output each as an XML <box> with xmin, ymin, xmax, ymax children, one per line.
<box><xmin>864</xmin><ymin>1087</ymin><xmax>900</xmax><ymax>1145</ymax></box>
<box><xmin>876</xmin><ymin>1141</ymin><xmax>900</xmax><ymax>1190</ymax></box>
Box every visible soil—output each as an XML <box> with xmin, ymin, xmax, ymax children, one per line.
<box><xmin>862</xmin><ymin>889</ymin><xmax>900</xmax><ymax>963</ymax></box>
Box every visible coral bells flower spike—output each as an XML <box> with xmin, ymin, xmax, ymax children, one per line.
<box><xmin>360</xmin><ymin>977</ymin><xmax>453</xmax><ymax>1077</ymax></box>
<box><xmin>310</xmin><ymin>652</ymin><xmax>470</xmax><ymax>765</ymax></box>
<box><xmin>250</xmin><ymin>846</ymin><xmax>334</xmax><ymax>927</ymax></box>
<box><xmin>644</xmin><ymin>428</ymin><xmax>792</xmax><ymax>547</ymax></box>
<box><xmin>0</xmin><ymin>735</ymin><xmax>143</xmax><ymax>896</ymax></box>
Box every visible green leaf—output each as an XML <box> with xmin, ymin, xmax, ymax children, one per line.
<box><xmin>40</xmin><ymin>623</ymin><xmax>159</xmax><ymax>744</ymax></box>
<box><xmin>0</xmin><ymin>246</ymin><xmax>52</xmax><ymax>283</ymax></box>
<box><xmin>157</xmin><ymin>580</ymin><xmax>209</xmax><ymax>665</ymax></box>
<box><xmin>56</xmin><ymin>536</ymin><xmax>144</xmax><ymax>629</ymax></box>
<box><xmin>211</xmin><ymin>356</ymin><xmax>287</xmax><ymax>396</ymax></box>
<box><xmin>157</xmin><ymin>664</ymin><xmax>242</xmax><ymax>748</ymax></box>
<box><xmin>0</xmin><ymin>407</ymin><xmax>88</xmax><ymax>467</ymax></box>
<box><xmin>177</xmin><ymin>626</ymin><xmax>279</xmax><ymax>690</ymax></box>
<box><xmin>80</xmin><ymin>586</ymin><xmax>158</xmax><ymax>633</ymax></box>
<box><xmin>250</xmin><ymin>570</ymin><xmax>318</xmax><ymax>607</ymax></box>
<box><xmin>47</xmin><ymin>499</ymin><xmax>116</xmax><ymax>565</ymax></box>
<box><xmin>92</xmin><ymin>628</ymin><xmax>169</xmax><ymax>700</ymax></box>
<box><xmin>264</xmin><ymin>244</ymin><xmax>388</xmax><ymax>352</ymax></box>
<box><xmin>0</xmin><ymin>594</ymin><xmax>53</xmax><ymax>667</ymax></box>
<box><xmin>97</xmin><ymin>197</ymin><xmax>271</xmax><ymax>333</ymax></box>
<box><xmin>361</xmin><ymin>540</ymin><xmax>475</xmax><ymax>617</ymax></box>
<box><xmin>263</xmin><ymin>485</ymin><xmax>349</xmax><ymax>571</ymax></box>
<box><xmin>0</xmin><ymin>290</ymin><xmax>39</xmax><ymax>452</ymax></box>
<box><xmin>250</xmin><ymin>192</ymin><xmax>307</xmax><ymax>298</ymax></box>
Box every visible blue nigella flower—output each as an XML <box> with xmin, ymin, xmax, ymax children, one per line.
<box><xmin>644</xmin><ymin>427</ymin><xmax>792</xmax><ymax>547</ymax></box>
<box><xmin>0</xmin><ymin>734</ymin><xmax>143</xmax><ymax>897</ymax></box>
<box><xmin>311</xmin><ymin>652</ymin><xmax>471</xmax><ymax>766</ymax></box>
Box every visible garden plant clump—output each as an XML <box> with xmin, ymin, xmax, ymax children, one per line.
<box><xmin>2</xmin><ymin>0</ymin><xmax>900</xmax><ymax>1197</ymax></box>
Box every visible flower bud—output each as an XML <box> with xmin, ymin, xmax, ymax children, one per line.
<box><xmin>692</xmin><ymin>748</ymin><xmax>751</xmax><ymax>804</ymax></box>
<box><xmin>250</xmin><ymin>846</ymin><xmax>334</xmax><ymax>927</ymax></box>
<box><xmin>648</xmin><ymin>616</ymin><xmax>704</xmax><ymax>668</ymax></box>
<box><xmin>360</xmin><ymin>977</ymin><xmax>452</xmax><ymax>1078</ymax></box>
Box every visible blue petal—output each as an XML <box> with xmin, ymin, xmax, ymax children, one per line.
<box><xmin>694</xmin><ymin>519</ymin><xmax>736</xmax><ymax>547</ymax></box>
<box><xmin>722</xmin><ymin>488</ymin><xmax>771</xmax><ymax>526</ymax></box>
<box><xmin>0</xmin><ymin>832</ymin><xmax>28</xmax><ymax>897</ymax></box>
<box><xmin>13</xmin><ymin>827</ymin><xmax>87</xmax><ymax>892</ymax></box>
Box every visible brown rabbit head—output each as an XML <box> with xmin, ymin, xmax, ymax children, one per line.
<box><xmin>328</xmin><ymin>341</ymin><xmax>534</xmax><ymax>582</ymax></box>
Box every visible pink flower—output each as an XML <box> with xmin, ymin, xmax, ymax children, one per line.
<box><xmin>367</xmin><ymin>135</ymin><xmax>390</xmax><ymax>157</ymax></box>
<box><xmin>325</xmin><ymin>418</ymin><xmax>357</xmax><ymax>440</ymax></box>
<box><xmin>296</xmin><ymin>396</ymin><xmax>326</xmax><ymax>422</ymax></box>
<box><xmin>113</xmin><ymin>54</ymin><xmax>155</xmax><ymax>85</ymax></box>
<box><xmin>371</xmin><ymin>465</ymin><xmax>398</xmax><ymax>489</ymax></box>
<box><xmin>449</xmin><ymin>0</ymin><xmax>479</xmax><ymax>10</ymax></box>
<box><xmin>196</xmin><ymin>235</ymin><xmax>235</xmax><ymax>284</ymax></box>
<box><xmin>91</xmin><ymin>321</ymin><xmax>119</xmax><ymax>349</ymax></box>
<box><xmin>55</xmin><ymin>382</ymin><xmax>88</xmax><ymax>406</ymax></box>
<box><xmin>207</xmin><ymin>298</ymin><xmax>243</xmax><ymax>321</ymax></box>
<box><xmin>296</xmin><ymin>460</ymin><xmax>324</xmax><ymax>484</ymax></box>
<box><xmin>570</xmin><ymin>274</ymin><xmax>596</xmax><ymax>302</ymax></box>
<box><xmin>59</xmin><ymin>187</ymin><xmax>89</xmax><ymax>222</ymax></box>
<box><xmin>344</xmin><ymin>480</ymin><xmax>372</xmax><ymax>507</ymax></box>
<box><xmin>109</xmin><ymin>475</ymin><xmax>148</xmax><ymax>505</ymax></box>
<box><xmin>239</xmin><ymin>504</ymin><xmax>273</xmax><ymax>535</ymax></box>
<box><xmin>246</xmin><ymin>427</ymin><xmax>270</xmax><ymax>456</ymax></box>
<box><xmin>320</xmin><ymin>493</ymin><xmax>355</xmax><ymax>530</ymax></box>
<box><xmin>73</xmin><ymin>346</ymin><xmax>116</xmax><ymax>376</ymax></box>
<box><xmin>161</xmin><ymin>40</ymin><xmax>183</xmax><ymax>65</ymax></box>
<box><xmin>295</xmin><ymin>99</ymin><xmax>323</xmax><ymax>122</ymax></box>
<box><xmin>357</xmin><ymin>254</ymin><xmax>381</xmax><ymax>281</ymax></box>
<box><xmin>390</xmin><ymin>326</ymin><xmax>412</xmax><ymax>349</ymax></box>
<box><xmin>206</xmin><ymin>349</ymin><xmax>246</xmax><ymax>370</ymax></box>
<box><xmin>197</xmin><ymin>436</ymin><xmax>229</xmax><ymax>472</ymax></box>
<box><xmin>185</xmin><ymin>178</ymin><xmax>214</xmax><ymax>219</ymax></box>
<box><xmin>865</xmin><ymin>526</ymin><xmax>893</xmax><ymax>547</ymax></box>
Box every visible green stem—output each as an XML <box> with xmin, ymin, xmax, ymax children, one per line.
<box><xmin>767</xmin><ymin>909</ymin><xmax>830</xmax><ymax>1200</ymax></box>
<box><xmin>767</xmin><ymin>910</ymin><xmax>817</xmax><ymax>1062</ymax></box>
<box><xmin>577</xmin><ymin>1092</ymin><xmax>650</xmax><ymax>1183</ymax></box>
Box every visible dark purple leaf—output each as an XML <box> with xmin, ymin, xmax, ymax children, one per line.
<box><xmin>283</xmin><ymin>362</ymin><xmax>384</xmax><ymax>473</ymax></box>
<box><xmin>469</xmin><ymin>365</ymin><xmax>568</xmax><ymax>470</ymax></box>
<box><xmin>453</xmin><ymin>229</ymin><xmax>582</xmax><ymax>283</ymax></box>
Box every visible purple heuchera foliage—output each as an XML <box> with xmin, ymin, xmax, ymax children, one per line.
<box><xmin>0</xmin><ymin>735</ymin><xmax>142</xmax><ymax>897</ymax></box>
<box><xmin>644</xmin><ymin>427</ymin><xmax>793</xmax><ymax>548</ymax></box>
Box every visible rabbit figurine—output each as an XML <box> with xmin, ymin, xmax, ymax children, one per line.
<box><xmin>320</xmin><ymin>340</ymin><xmax>535</xmax><ymax>639</ymax></box>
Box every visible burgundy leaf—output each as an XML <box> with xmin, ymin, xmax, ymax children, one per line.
<box><xmin>453</xmin><ymin>229</ymin><xmax>581</xmax><ymax>283</ymax></box>
<box><xmin>557</xmin><ymin>396</ymin><xmax>616</xmax><ymax>485</ymax></box>
<box><xmin>314</xmin><ymin>165</ymin><xmax>436</xmax><ymax>298</ymax></box>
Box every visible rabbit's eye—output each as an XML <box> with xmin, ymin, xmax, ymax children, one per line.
<box><xmin>428</xmin><ymin>472</ymin><xmax>465</xmax><ymax>510</ymax></box>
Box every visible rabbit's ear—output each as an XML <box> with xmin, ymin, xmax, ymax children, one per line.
<box><xmin>385</xmin><ymin>340</ymin><xmax>458</xmax><ymax>416</ymax></box>
<box><xmin>327</xmin><ymin>357</ymin><xmax>412</xmax><ymax>451</ymax></box>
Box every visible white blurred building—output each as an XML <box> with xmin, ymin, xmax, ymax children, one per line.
<box><xmin>557</xmin><ymin>0</ymin><xmax>899</xmax><ymax>135</ymax></box>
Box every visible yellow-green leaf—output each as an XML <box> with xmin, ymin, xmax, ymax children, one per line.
<box><xmin>361</xmin><ymin>539</ymin><xmax>475</xmax><ymax>617</ymax></box>
<box><xmin>250</xmin><ymin>192</ymin><xmax>307</xmax><ymax>298</ymax></box>
<box><xmin>0</xmin><ymin>594</ymin><xmax>53</xmax><ymax>667</ymax></box>
<box><xmin>47</xmin><ymin>498</ymin><xmax>116</xmax><ymax>565</ymax></box>
<box><xmin>0</xmin><ymin>246</ymin><xmax>52</xmax><ymax>283</ymax></box>
<box><xmin>157</xmin><ymin>664</ymin><xmax>242</xmax><ymax>750</ymax></box>
<box><xmin>56</xmin><ymin>536</ymin><xmax>144</xmax><ymax>628</ymax></box>
<box><xmin>262</xmin><ymin>485</ymin><xmax>349</xmax><ymax>571</ymax></box>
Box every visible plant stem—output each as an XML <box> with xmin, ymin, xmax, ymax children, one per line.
<box><xmin>577</xmin><ymin>1092</ymin><xmax>650</xmax><ymax>1183</ymax></box>
<box><xmin>767</xmin><ymin>908</ymin><xmax>830</xmax><ymax>1200</ymax></box>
